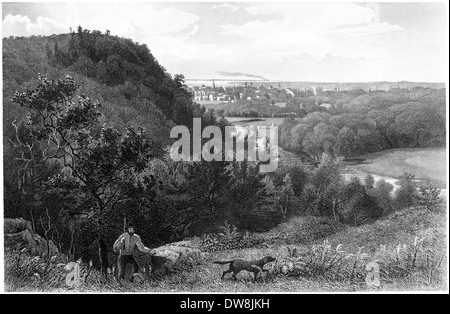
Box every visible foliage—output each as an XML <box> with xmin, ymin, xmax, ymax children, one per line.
<box><xmin>416</xmin><ymin>185</ymin><xmax>442</xmax><ymax>211</ymax></box>
<box><xmin>278</xmin><ymin>88</ymin><xmax>446</xmax><ymax>159</ymax></box>
<box><xmin>339</xmin><ymin>177</ymin><xmax>383</xmax><ymax>226</ymax></box>
<box><xmin>9</xmin><ymin>75</ymin><xmax>161</xmax><ymax>274</ymax></box>
<box><xmin>394</xmin><ymin>173</ymin><xmax>418</xmax><ymax>209</ymax></box>
<box><xmin>367</xmin><ymin>179</ymin><xmax>394</xmax><ymax>215</ymax></box>
<box><xmin>275</xmin><ymin>236</ymin><xmax>445</xmax><ymax>288</ymax></box>
<box><xmin>264</xmin><ymin>173</ymin><xmax>298</xmax><ymax>218</ymax></box>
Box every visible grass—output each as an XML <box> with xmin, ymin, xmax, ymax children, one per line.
<box><xmin>353</xmin><ymin>148</ymin><xmax>447</xmax><ymax>189</ymax></box>
<box><xmin>4</xmin><ymin>205</ymin><xmax>447</xmax><ymax>293</ymax></box>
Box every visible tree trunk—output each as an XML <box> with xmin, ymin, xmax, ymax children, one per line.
<box><xmin>98</xmin><ymin>235</ymin><xmax>109</xmax><ymax>279</ymax></box>
<box><xmin>332</xmin><ymin>198</ymin><xmax>338</xmax><ymax>222</ymax></box>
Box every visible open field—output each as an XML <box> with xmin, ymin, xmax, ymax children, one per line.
<box><xmin>353</xmin><ymin>148</ymin><xmax>447</xmax><ymax>189</ymax></box>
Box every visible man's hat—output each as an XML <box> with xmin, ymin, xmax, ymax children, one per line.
<box><xmin>127</xmin><ymin>222</ymin><xmax>135</xmax><ymax>229</ymax></box>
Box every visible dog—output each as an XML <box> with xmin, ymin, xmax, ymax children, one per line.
<box><xmin>213</xmin><ymin>256</ymin><xmax>276</xmax><ymax>282</ymax></box>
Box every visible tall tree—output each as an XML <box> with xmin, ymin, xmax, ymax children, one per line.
<box><xmin>10</xmin><ymin>75</ymin><xmax>156</xmax><ymax>276</ymax></box>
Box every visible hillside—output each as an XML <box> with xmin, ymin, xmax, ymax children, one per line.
<box><xmin>3</xmin><ymin>29</ymin><xmax>202</xmax><ymax>151</ymax></box>
<box><xmin>5</xmin><ymin>206</ymin><xmax>447</xmax><ymax>292</ymax></box>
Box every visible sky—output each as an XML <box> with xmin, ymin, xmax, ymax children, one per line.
<box><xmin>1</xmin><ymin>1</ymin><xmax>448</xmax><ymax>82</ymax></box>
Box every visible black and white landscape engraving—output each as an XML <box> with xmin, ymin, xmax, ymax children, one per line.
<box><xmin>2</xmin><ymin>2</ymin><xmax>448</xmax><ymax>293</ymax></box>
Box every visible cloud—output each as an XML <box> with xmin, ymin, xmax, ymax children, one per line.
<box><xmin>220</xmin><ymin>3</ymin><xmax>404</xmax><ymax>60</ymax></box>
<box><xmin>2</xmin><ymin>14</ymin><xmax>66</xmax><ymax>36</ymax></box>
<box><xmin>215</xmin><ymin>71</ymin><xmax>268</xmax><ymax>81</ymax></box>
<box><xmin>212</xmin><ymin>3</ymin><xmax>239</xmax><ymax>13</ymax></box>
<box><xmin>2</xmin><ymin>3</ymin><xmax>202</xmax><ymax>72</ymax></box>
<box><xmin>187</xmin><ymin>25</ymin><xmax>200</xmax><ymax>36</ymax></box>
<box><xmin>2</xmin><ymin>4</ymin><xmax>200</xmax><ymax>38</ymax></box>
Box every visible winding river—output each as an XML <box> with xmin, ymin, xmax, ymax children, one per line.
<box><xmin>226</xmin><ymin>117</ymin><xmax>447</xmax><ymax>199</ymax></box>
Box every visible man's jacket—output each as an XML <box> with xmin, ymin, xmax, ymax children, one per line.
<box><xmin>113</xmin><ymin>233</ymin><xmax>151</xmax><ymax>255</ymax></box>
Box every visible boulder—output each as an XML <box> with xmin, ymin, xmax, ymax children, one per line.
<box><xmin>4</xmin><ymin>218</ymin><xmax>33</xmax><ymax>234</ymax></box>
<box><xmin>149</xmin><ymin>245</ymin><xmax>206</xmax><ymax>275</ymax></box>
<box><xmin>4</xmin><ymin>218</ymin><xmax>59</xmax><ymax>257</ymax></box>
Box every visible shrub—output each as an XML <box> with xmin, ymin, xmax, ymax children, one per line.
<box><xmin>416</xmin><ymin>185</ymin><xmax>442</xmax><ymax>211</ymax></box>
<box><xmin>199</xmin><ymin>221</ymin><xmax>264</xmax><ymax>252</ymax></box>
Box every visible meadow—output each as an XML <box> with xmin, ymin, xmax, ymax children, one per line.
<box><xmin>353</xmin><ymin>148</ymin><xmax>447</xmax><ymax>189</ymax></box>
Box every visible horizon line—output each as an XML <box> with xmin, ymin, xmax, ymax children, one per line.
<box><xmin>184</xmin><ymin>79</ymin><xmax>446</xmax><ymax>84</ymax></box>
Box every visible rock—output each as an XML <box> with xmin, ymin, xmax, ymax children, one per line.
<box><xmin>149</xmin><ymin>245</ymin><xmax>205</xmax><ymax>275</ymax></box>
<box><xmin>4</xmin><ymin>218</ymin><xmax>33</xmax><ymax>234</ymax></box>
<box><xmin>108</xmin><ymin>244</ymin><xmax>206</xmax><ymax>279</ymax></box>
<box><xmin>4</xmin><ymin>218</ymin><xmax>59</xmax><ymax>257</ymax></box>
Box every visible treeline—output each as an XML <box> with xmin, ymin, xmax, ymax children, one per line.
<box><xmin>279</xmin><ymin>88</ymin><xmax>446</xmax><ymax>159</ymax></box>
<box><xmin>208</xmin><ymin>98</ymin><xmax>308</xmax><ymax>118</ymax></box>
<box><xmin>208</xmin><ymin>89</ymin><xmax>362</xmax><ymax>118</ymax></box>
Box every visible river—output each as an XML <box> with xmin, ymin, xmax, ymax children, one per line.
<box><xmin>226</xmin><ymin>117</ymin><xmax>447</xmax><ymax>199</ymax></box>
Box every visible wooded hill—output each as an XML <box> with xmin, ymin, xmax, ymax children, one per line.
<box><xmin>3</xmin><ymin>27</ymin><xmax>206</xmax><ymax>150</ymax></box>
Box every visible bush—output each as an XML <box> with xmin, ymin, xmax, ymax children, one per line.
<box><xmin>199</xmin><ymin>221</ymin><xmax>264</xmax><ymax>253</ymax></box>
<box><xmin>416</xmin><ymin>185</ymin><xmax>442</xmax><ymax>211</ymax></box>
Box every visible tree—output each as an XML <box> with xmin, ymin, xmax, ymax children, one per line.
<box><xmin>337</xmin><ymin>127</ymin><xmax>357</xmax><ymax>156</ymax></box>
<box><xmin>364</xmin><ymin>174</ymin><xmax>375</xmax><ymax>191</ymax></box>
<box><xmin>394</xmin><ymin>173</ymin><xmax>418</xmax><ymax>209</ymax></box>
<box><xmin>302</xmin><ymin>153</ymin><xmax>343</xmax><ymax>219</ymax></box>
<box><xmin>340</xmin><ymin>177</ymin><xmax>382</xmax><ymax>225</ymax></box>
<box><xmin>264</xmin><ymin>173</ymin><xmax>297</xmax><ymax>218</ymax></box>
<box><xmin>10</xmin><ymin>75</ymin><xmax>156</xmax><ymax>276</ymax></box>
<box><xmin>368</xmin><ymin>179</ymin><xmax>394</xmax><ymax>215</ymax></box>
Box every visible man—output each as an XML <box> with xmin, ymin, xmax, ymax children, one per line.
<box><xmin>113</xmin><ymin>222</ymin><xmax>152</xmax><ymax>281</ymax></box>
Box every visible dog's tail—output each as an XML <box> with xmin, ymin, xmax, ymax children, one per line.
<box><xmin>213</xmin><ymin>260</ymin><xmax>233</xmax><ymax>265</ymax></box>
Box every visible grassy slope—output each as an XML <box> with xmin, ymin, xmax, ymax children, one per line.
<box><xmin>353</xmin><ymin>148</ymin><xmax>447</xmax><ymax>188</ymax></box>
<box><xmin>5</xmin><ymin>206</ymin><xmax>447</xmax><ymax>292</ymax></box>
<box><xmin>38</xmin><ymin>207</ymin><xmax>443</xmax><ymax>293</ymax></box>
<box><xmin>173</xmin><ymin>208</ymin><xmax>447</xmax><ymax>292</ymax></box>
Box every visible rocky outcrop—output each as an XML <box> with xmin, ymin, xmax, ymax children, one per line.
<box><xmin>4</xmin><ymin>218</ymin><xmax>59</xmax><ymax>257</ymax></box>
<box><xmin>148</xmin><ymin>244</ymin><xmax>206</xmax><ymax>276</ymax></box>
<box><xmin>4</xmin><ymin>218</ymin><xmax>33</xmax><ymax>234</ymax></box>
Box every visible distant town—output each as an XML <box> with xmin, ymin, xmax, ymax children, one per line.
<box><xmin>183</xmin><ymin>79</ymin><xmax>446</xmax><ymax>118</ymax></box>
<box><xmin>188</xmin><ymin>80</ymin><xmax>296</xmax><ymax>105</ymax></box>
<box><xmin>185</xmin><ymin>79</ymin><xmax>445</xmax><ymax>104</ymax></box>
